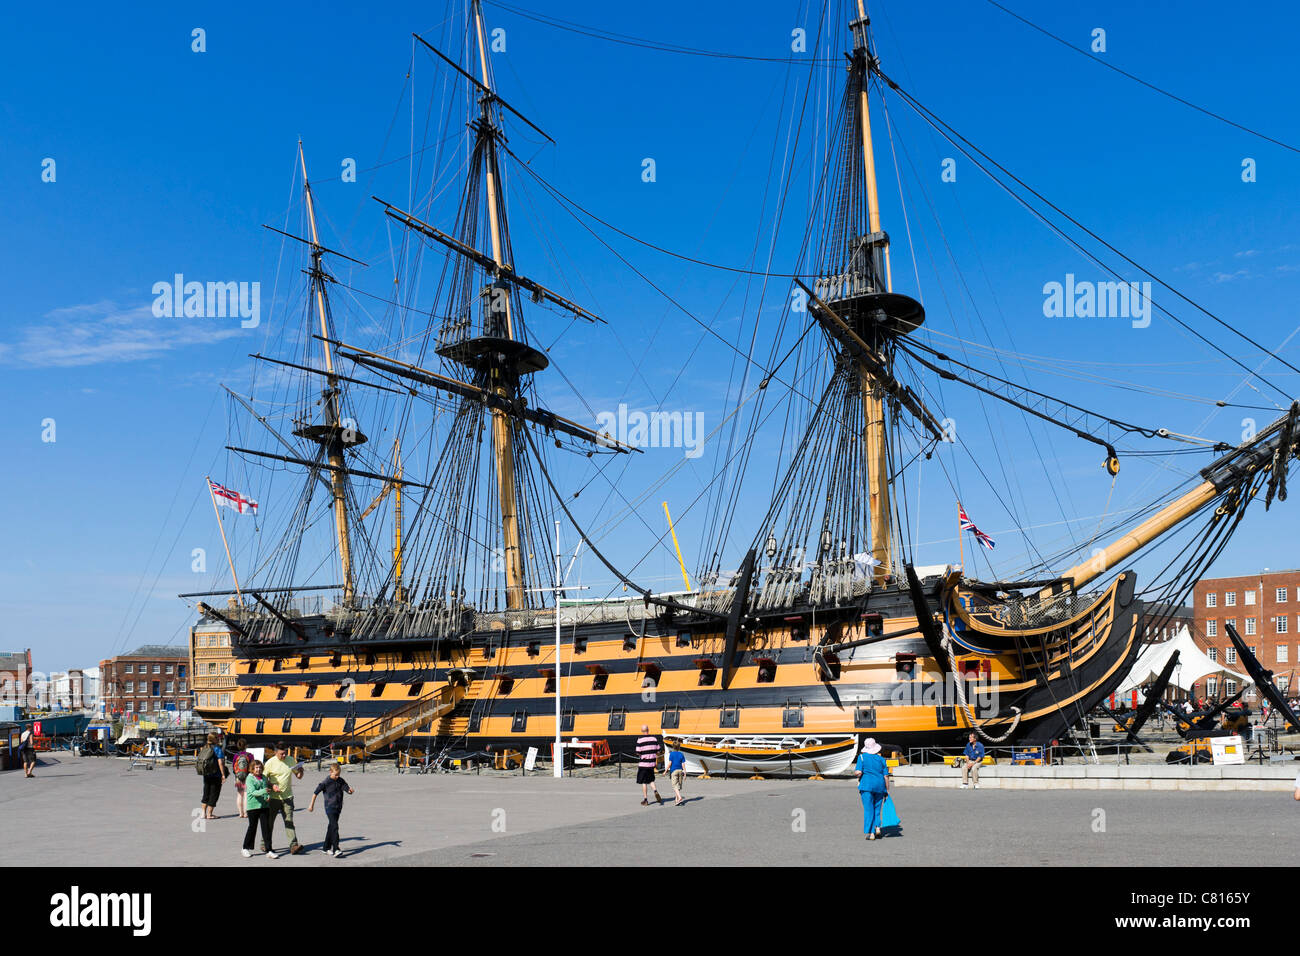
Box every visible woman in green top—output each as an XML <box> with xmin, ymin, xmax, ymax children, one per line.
<box><xmin>241</xmin><ymin>761</ymin><xmax>278</xmax><ymax>858</ymax></box>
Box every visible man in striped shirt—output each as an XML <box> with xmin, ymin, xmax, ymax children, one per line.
<box><xmin>635</xmin><ymin>725</ymin><xmax>664</xmax><ymax>805</ymax></box>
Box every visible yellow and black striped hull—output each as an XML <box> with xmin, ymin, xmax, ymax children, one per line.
<box><xmin>195</xmin><ymin>571</ymin><xmax>1143</xmax><ymax>761</ymax></box>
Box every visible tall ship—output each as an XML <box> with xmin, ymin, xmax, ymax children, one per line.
<box><xmin>184</xmin><ymin>1</ymin><xmax>1300</xmax><ymax>772</ymax></box>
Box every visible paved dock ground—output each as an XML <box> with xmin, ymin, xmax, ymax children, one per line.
<box><xmin>3</xmin><ymin>755</ymin><xmax>1296</xmax><ymax>866</ymax></box>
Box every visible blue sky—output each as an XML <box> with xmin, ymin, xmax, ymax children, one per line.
<box><xmin>5</xmin><ymin>0</ymin><xmax>1300</xmax><ymax>672</ymax></box>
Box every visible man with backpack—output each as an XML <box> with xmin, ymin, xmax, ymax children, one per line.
<box><xmin>229</xmin><ymin>737</ymin><xmax>253</xmax><ymax>818</ymax></box>
<box><xmin>196</xmin><ymin>732</ymin><xmax>228</xmax><ymax>819</ymax></box>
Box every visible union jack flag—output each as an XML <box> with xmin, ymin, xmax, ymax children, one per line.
<box><xmin>208</xmin><ymin>480</ymin><xmax>258</xmax><ymax>515</ymax></box>
<box><xmin>958</xmin><ymin>503</ymin><xmax>995</xmax><ymax>550</ymax></box>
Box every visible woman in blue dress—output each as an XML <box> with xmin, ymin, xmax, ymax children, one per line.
<box><xmin>854</xmin><ymin>738</ymin><xmax>890</xmax><ymax>840</ymax></box>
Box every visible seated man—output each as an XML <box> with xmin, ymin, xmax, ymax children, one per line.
<box><xmin>961</xmin><ymin>732</ymin><xmax>984</xmax><ymax>789</ymax></box>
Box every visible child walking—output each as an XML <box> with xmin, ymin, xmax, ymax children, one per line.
<box><xmin>308</xmin><ymin>762</ymin><xmax>355</xmax><ymax>858</ymax></box>
<box><xmin>242</xmin><ymin>760</ymin><xmax>278</xmax><ymax>859</ymax></box>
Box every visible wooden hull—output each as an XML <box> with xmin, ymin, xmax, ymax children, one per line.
<box><xmin>194</xmin><ymin>571</ymin><xmax>1143</xmax><ymax>766</ymax></box>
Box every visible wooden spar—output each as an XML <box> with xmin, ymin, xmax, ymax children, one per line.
<box><xmin>1053</xmin><ymin>480</ymin><xmax>1220</xmax><ymax>594</ymax></box>
<box><xmin>374</xmin><ymin>199</ymin><xmax>606</xmax><ymax>324</ymax></box>
<box><xmin>323</xmin><ymin>338</ymin><xmax>640</xmax><ymax>452</ymax></box>
<box><xmin>852</xmin><ymin>4</ymin><xmax>893</xmax><ymax>584</ymax></box>
<box><xmin>663</xmin><ymin>502</ymin><xmax>692</xmax><ymax>592</ymax></box>
<box><xmin>298</xmin><ymin>142</ymin><xmax>357</xmax><ymax>605</ymax></box>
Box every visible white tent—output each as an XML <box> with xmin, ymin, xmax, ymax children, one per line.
<box><xmin>1115</xmin><ymin>624</ymin><xmax>1249</xmax><ymax>697</ymax></box>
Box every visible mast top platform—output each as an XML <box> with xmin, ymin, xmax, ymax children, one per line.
<box><xmin>436</xmin><ymin>335</ymin><xmax>550</xmax><ymax>376</ymax></box>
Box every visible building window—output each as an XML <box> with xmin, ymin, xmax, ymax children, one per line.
<box><xmin>152</xmin><ymin>682</ymin><xmax>160</xmax><ymax>697</ymax></box>
<box><xmin>153</xmin><ymin>664</ymin><xmax>160</xmax><ymax>673</ymax></box>
<box><xmin>1225</xmin><ymin>592</ymin><xmax>1236</xmax><ymax>607</ymax></box>
<box><xmin>1224</xmin><ymin>679</ymin><xmax>1237</xmax><ymax>696</ymax></box>
<box><xmin>1208</xmin><ymin>648</ymin><xmax>1218</xmax><ymax>662</ymax></box>
<box><xmin>1278</xmin><ymin>587</ymin><xmax>1289</xmax><ymax>603</ymax></box>
<box><xmin>1245</xmin><ymin>591</ymin><xmax>1256</xmax><ymax>606</ymax></box>
<box><xmin>179</xmin><ymin>682</ymin><xmax>187</xmax><ymax>693</ymax></box>
<box><xmin>207</xmin><ymin>663</ymin><xmax>217</xmax><ymax>675</ymax></box>
<box><xmin>125</xmin><ymin>682</ymin><xmax>134</xmax><ymax>693</ymax></box>
<box><xmin>165</xmin><ymin>682</ymin><xmax>173</xmax><ymax>693</ymax></box>
<box><xmin>1279</xmin><ymin>618</ymin><xmax>1290</xmax><ymax>634</ymax></box>
<box><xmin>1206</xmin><ymin>621</ymin><xmax>1217</xmax><ymax>638</ymax></box>
<box><xmin>1279</xmin><ymin>645</ymin><xmax>1290</xmax><ymax>663</ymax></box>
<box><xmin>126</xmin><ymin>702</ymin><xmax>134</xmax><ymax>712</ymax></box>
<box><xmin>178</xmin><ymin>665</ymin><xmax>186</xmax><ymax>679</ymax></box>
<box><xmin>1206</xmin><ymin>593</ymin><xmax>1217</xmax><ymax>607</ymax></box>
<box><xmin>1226</xmin><ymin>647</ymin><xmax>1237</xmax><ymax>664</ymax></box>
<box><xmin>1225</xmin><ymin>619</ymin><xmax>1235</xmax><ymax>635</ymax></box>
<box><xmin>219</xmin><ymin>663</ymin><xmax>230</xmax><ymax>675</ymax></box>
<box><xmin>1246</xmin><ymin>618</ymin><xmax>1257</xmax><ymax>636</ymax></box>
<box><xmin>166</xmin><ymin>664</ymin><xmax>174</xmax><ymax>674</ymax></box>
<box><xmin>125</xmin><ymin>664</ymin><xmax>133</xmax><ymax>674</ymax></box>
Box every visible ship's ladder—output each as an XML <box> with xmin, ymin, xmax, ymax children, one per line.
<box><xmin>437</xmin><ymin>672</ymin><xmax>485</xmax><ymax>739</ymax></box>
<box><xmin>341</xmin><ymin>682</ymin><xmax>465</xmax><ymax>755</ymax></box>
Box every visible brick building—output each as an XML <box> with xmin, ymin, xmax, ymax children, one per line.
<box><xmin>1192</xmin><ymin>570</ymin><xmax>1300</xmax><ymax>701</ymax></box>
<box><xmin>0</xmin><ymin>649</ymin><xmax>33</xmax><ymax>709</ymax></box>
<box><xmin>1140</xmin><ymin>602</ymin><xmax>1193</xmax><ymax>645</ymax></box>
<box><xmin>98</xmin><ymin>645</ymin><xmax>192</xmax><ymax>720</ymax></box>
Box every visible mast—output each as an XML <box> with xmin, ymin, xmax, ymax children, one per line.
<box><xmin>295</xmin><ymin>142</ymin><xmax>364</xmax><ymax>605</ymax></box>
<box><xmin>851</xmin><ymin>2</ymin><xmax>893</xmax><ymax>584</ymax></box>
<box><xmin>472</xmin><ymin>0</ymin><xmax>526</xmax><ymax>609</ymax></box>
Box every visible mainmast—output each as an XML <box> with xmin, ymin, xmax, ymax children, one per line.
<box><xmin>807</xmin><ymin>3</ymin><xmax>924</xmax><ymax>586</ymax></box>
<box><xmin>851</xmin><ymin>3</ymin><xmax>893</xmax><ymax>584</ymax></box>
<box><xmin>469</xmin><ymin>0</ymin><xmax>526</xmax><ymax>609</ymax></box>
<box><xmin>294</xmin><ymin>143</ymin><xmax>365</xmax><ymax>605</ymax></box>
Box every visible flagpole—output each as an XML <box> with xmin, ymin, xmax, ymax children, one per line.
<box><xmin>957</xmin><ymin>500</ymin><xmax>965</xmax><ymax>572</ymax></box>
<box><xmin>206</xmin><ymin>476</ymin><xmax>243</xmax><ymax>603</ymax></box>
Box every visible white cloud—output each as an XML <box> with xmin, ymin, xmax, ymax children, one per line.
<box><xmin>0</xmin><ymin>300</ymin><xmax>243</xmax><ymax>368</ymax></box>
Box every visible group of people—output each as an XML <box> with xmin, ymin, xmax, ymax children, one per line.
<box><xmin>633</xmin><ymin>725</ymin><xmax>689</xmax><ymax>806</ymax></box>
<box><xmin>194</xmin><ymin>733</ymin><xmax>356</xmax><ymax>859</ymax></box>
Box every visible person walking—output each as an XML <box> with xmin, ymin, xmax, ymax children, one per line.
<box><xmin>229</xmin><ymin>738</ymin><xmax>252</xmax><ymax>818</ymax></box>
<box><xmin>667</xmin><ymin>742</ymin><xmax>686</xmax><ymax>806</ymax></box>
<box><xmin>197</xmin><ymin>732</ymin><xmax>228</xmax><ymax>818</ymax></box>
<box><xmin>634</xmin><ymin>725</ymin><xmax>663</xmax><ymax>805</ymax></box>
<box><xmin>962</xmin><ymin>732</ymin><xmax>985</xmax><ymax>789</ymax></box>
<box><xmin>308</xmin><ymin>762</ymin><xmax>355</xmax><ymax>857</ymax></box>
<box><xmin>264</xmin><ymin>743</ymin><xmax>305</xmax><ymax>854</ymax></box>
<box><xmin>854</xmin><ymin>738</ymin><xmax>890</xmax><ymax>840</ymax></box>
<box><xmin>19</xmin><ymin>728</ymin><xmax>37</xmax><ymax>778</ymax></box>
<box><xmin>241</xmin><ymin>760</ymin><xmax>277</xmax><ymax>859</ymax></box>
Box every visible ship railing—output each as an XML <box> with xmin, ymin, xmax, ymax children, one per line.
<box><xmin>998</xmin><ymin>589</ymin><xmax>1101</xmax><ymax>629</ymax></box>
<box><xmin>905</xmin><ymin>739</ymin><xmax>1148</xmax><ymax>767</ymax></box>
